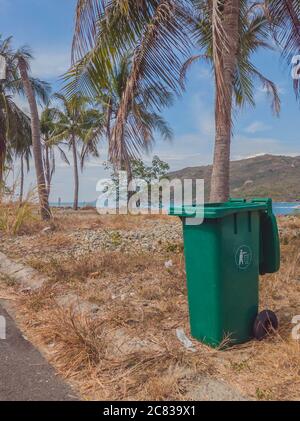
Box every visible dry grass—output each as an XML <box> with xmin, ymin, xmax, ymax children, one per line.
<box><xmin>28</xmin><ymin>251</ymin><xmax>157</xmax><ymax>285</ymax></box>
<box><xmin>50</xmin><ymin>209</ymin><xmax>170</xmax><ymax>233</ymax></box>
<box><xmin>0</xmin><ymin>201</ymin><xmax>42</xmax><ymax>235</ymax></box>
<box><xmin>16</xmin><ymin>250</ymin><xmax>212</xmax><ymax>400</ymax></box>
<box><xmin>28</xmin><ymin>312</ymin><xmax>211</xmax><ymax>401</ymax></box>
<box><xmin>3</xmin><ymin>212</ymin><xmax>300</xmax><ymax>401</ymax></box>
<box><xmin>0</xmin><ymin>188</ymin><xmax>50</xmax><ymax>235</ymax></box>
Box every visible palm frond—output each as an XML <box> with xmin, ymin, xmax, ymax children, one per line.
<box><xmin>251</xmin><ymin>65</ymin><xmax>281</xmax><ymax>115</ymax></box>
<box><xmin>58</xmin><ymin>146</ymin><xmax>71</xmax><ymax>165</ymax></box>
<box><xmin>267</xmin><ymin>0</ymin><xmax>300</xmax><ymax>60</ymax></box>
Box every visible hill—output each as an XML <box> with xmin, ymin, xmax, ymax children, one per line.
<box><xmin>167</xmin><ymin>154</ymin><xmax>300</xmax><ymax>201</ymax></box>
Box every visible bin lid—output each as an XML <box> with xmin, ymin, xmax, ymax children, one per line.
<box><xmin>169</xmin><ymin>200</ymin><xmax>269</xmax><ymax>219</ymax></box>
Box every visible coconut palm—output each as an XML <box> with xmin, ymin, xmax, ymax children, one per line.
<box><xmin>70</xmin><ymin>0</ymin><xmax>193</xmax><ymax>172</ymax></box>
<box><xmin>49</xmin><ymin>93</ymin><xmax>104</xmax><ymax>210</ymax></box>
<box><xmin>0</xmin><ymin>91</ymin><xmax>31</xmax><ymax>188</ymax></box>
<box><xmin>85</xmin><ymin>53</ymin><xmax>173</xmax><ymax>176</ymax></box>
<box><xmin>17</xmin><ymin>47</ymin><xmax>51</xmax><ymax>219</ymax></box>
<box><xmin>181</xmin><ymin>0</ymin><xmax>280</xmax><ymax>201</ymax></box>
<box><xmin>207</xmin><ymin>0</ymin><xmax>300</xmax><ymax>201</ymax></box>
<box><xmin>2</xmin><ymin>107</ymin><xmax>32</xmax><ymax>203</ymax></box>
<box><xmin>40</xmin><ymin>104</ymin><xmax>70</xmax><ymax>198</ymax></box>
<box><xmin>0</xmin><ymin>37</ymin><xmax>32</xmax><ymax>187</ymax></box>
<box><xmin>0</xmin><ymin>36</ymin><xmax>51</xmax><ymax>218</ymax></box>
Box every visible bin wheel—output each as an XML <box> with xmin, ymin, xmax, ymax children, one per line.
<box><xmin>253</xmin><ymin>310</ymin><xmax>278</xmax><ymax>341</ymax></box>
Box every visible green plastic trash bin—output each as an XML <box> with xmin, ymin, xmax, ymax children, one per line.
<box><xmin>169</xmin><ymin>198</ymin><xmax>280</xmax><ymax>348</ymax></box>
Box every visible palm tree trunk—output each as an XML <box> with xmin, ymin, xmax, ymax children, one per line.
<box><xmin>45</xmin><ymin>144</ymin><xmax>51</xmax><ymax>198</ymax></box>
<box><xmin>210</xmin><ymin>0</ymin><xmax>240</xmax><ymax>203</ymax></box>
<box><xmin>18</xmin><ymin>57</ymin><xmax>51</xmax><ymax>220</ymax></box>
<box><xmin>19</xmin><ymin>153</ymin><xmax>24</xmax><ymax>204</ymax></box>
<box><xmin>71</xmin><ymin>135</ymin><xmax>79</xmax><ymax>211</ymax></box>
<box><xmin>0</xmin><ymin>131</ymin><xmax>6</xmax><ymax>191</ymax></box>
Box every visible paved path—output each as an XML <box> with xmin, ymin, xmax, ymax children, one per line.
<box><xmin>0</xmin><ymin>302</ymin><xmax>78</xmax><ymax>401</ymax></box>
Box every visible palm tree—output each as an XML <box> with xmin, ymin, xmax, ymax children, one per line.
<box><xmin>208</xmin><ymin>0</ymin><xmax>240</xmax><ymax>202</ymax></box>
<box><xmin>71</xmin><ymin>0</ymin><xmax>193</xmax><ymax>173</ymax></box>
<box><xmin>0</xmin><ymin>36</ymin><xmax>51</xmax><ymax>218</ymax></box>
<box><xmin>208</xmin><ymin>0</ymin><xmax>300</xmax><ymax>201</ymax></box>
<box><xmin>91</xmin><ymin>54</ymin><xmax>173</xmax><ymax>177</ymax></box>
<box><xmin>0</xmin><ymin>37</ymin><xmax>32</xmax><ymax>187</ymax></box>
<box><xmin>40</xmin><ymin>104</ymin><xmax>70</xmax><ymax>198</ymax></box>
<box><xmin>2</xmin><ymin>107</ymin><xmax>32</xmax><ymax>203</ymax></box>
<box><xmin>49</xmin><ymin>93</ymin><xmax>104</xmax><ymax>210</ymax></box>
<box><xmin>196</xmin><ymin>0</ymin><xmax>300</xmax><ymax>202</ymax></box>
<box><xmin>181</xmin><ymin>0</ymin><xmax>280</xmax><ymax>201</ymax></box>
<box><xmin>0</xmin><ymin>92</ymin><xmax>31</xmax><ymax>189</ymax></box>
<box><xmin>17</xmin><ymin>47</ymin><xmax>51</xmax><ymax>219</ymax></box>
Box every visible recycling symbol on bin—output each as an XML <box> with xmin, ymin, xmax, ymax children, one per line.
<box><xmin>235</xmin><ymin>245</ymin><xmax>253</xmax><ymax>270</ymax></box>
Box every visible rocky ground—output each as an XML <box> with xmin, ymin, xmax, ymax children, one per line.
<box><xmin>1</xmin><ymin>209</ymin><xmax>298</xmax><ymax>263</ymax></box>
<box><xmin>1</xmin><ymin>211</ymin><xmax>183</xmax><ymax>262</ymax></box>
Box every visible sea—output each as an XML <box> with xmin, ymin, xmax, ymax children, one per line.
<box><xmin>50</xmin><ymin>202</ymin><xmax>300</xmax><ymax>216</ymax></box>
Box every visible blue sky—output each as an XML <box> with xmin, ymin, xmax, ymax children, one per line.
<box><xmin>1</xmin><ymin>0</ymin><xmax>299</xmax><ymax>202</ymax></box>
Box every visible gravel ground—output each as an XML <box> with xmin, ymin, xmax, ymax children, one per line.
<box><xmin>1</xmin><ymin>213</ymin><xmax>299</xmax><ymax>264</ymax></box>
<box><xmin>1</xmin><ymin>217</ymin><xmax>183</xmax><ymax>262</ymax></box>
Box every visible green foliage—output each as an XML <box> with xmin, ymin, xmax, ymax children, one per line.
<box><xmin>104</xmin><ymin>155</ymin><xmax>170</xmax><ymax>184</ymax></box>
<box><xmin>184</xmin><ymin>0</ymin><xmax>280</xmax><ymax>113</ymax></box>
<box><xmin>65</xmin><ymin>51</ymin><xmax>173</xmax><ymax>172</ymax></box>
<box><xmin>130</xmin><ymin>156</ymin><xmax>170</xmax><ymax>183</ymax></box>
<box><xmin>49</xmin><ymin>93</ymin><xmax>104</xmax><ymax>169</ymax></box>
<box><xmin>0</xmin><ymin>35</ymin><xmax>50</xmax><ymax>179</ymax></box>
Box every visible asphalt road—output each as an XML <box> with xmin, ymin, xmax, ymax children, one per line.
<box><xmin>0</xmin><ymin>302</ymin><xmax>78</xmax><ymax>401</ymax></box>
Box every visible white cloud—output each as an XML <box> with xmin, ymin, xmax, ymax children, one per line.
<box><xmin>244</xmin><ymin>121</ymin><xmax>271</xmax><ymax>134</ymax></box>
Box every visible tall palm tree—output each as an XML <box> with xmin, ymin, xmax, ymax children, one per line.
<box><xmin>16</xmin><ymin>47</ymin><xmax>51</xmax><ymax>219</ymax></box>
<box><xmin>40</xmin><ymin>104</ymin><xmax>70</xmax><ymax>198</ymax></box>
<box><xmin>49</xmin><ymin>93</ymin><xmax>104</xmax><ymax>210</ymax></box>
<box><xmin>209</xmin><ymin>0</ymin><xmax>240</xmax><ymax>202</ymax></box>
<box><xmin>0</xmin><ymin>36</ymin><xmax>51</xmax><ymax>218</ymax></box>
<box><xmin>71</xmin><ymin>0</ymin><xmax>193</xmax><ymax>172</ymax></box>
<box><xmin>208</xmin><ymin>0</ymin><xmax>300</xmax><ymax>201</ymax></box>
<box><xmin>0</xmin><ymin>37</ymin><xmax>32</xmax><ymax>187</ymax></box>
<box><xmin>182</xmin><ymin>0</ymin><xmax>280</xmax><ymax>201</ymax></box>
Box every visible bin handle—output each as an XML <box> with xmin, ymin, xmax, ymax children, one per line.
<box><xmin>251</xmin><ymin>198</ymin><xmax>273</xmax><ymax>216</ymax></box>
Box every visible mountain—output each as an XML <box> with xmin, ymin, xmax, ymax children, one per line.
<box><xmin>166</xmin><ymin>154</ymin><xmax>300</xmax><ymax>201</ymax></box>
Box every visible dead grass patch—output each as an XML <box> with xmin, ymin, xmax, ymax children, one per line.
<box><xmin>0</xmin><ymin>202</ymin><xmax>45</xmax><ymax>235</ymax></box>
<box><xmin>49</xmin><ymin>211</ymin><xmax>171</xmax><ymax>233</ymax></box>
<box><xmin>28</xmin><ymin>251</ymin><xmax>157</xmax><ymax>285</ymax></box>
